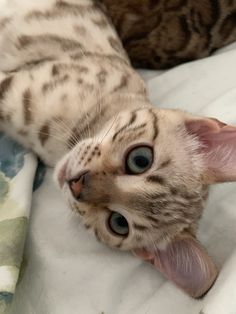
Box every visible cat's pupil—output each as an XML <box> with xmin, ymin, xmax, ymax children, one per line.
<box><xmin>133</xmin><ymin>155</ymin><xmax>149</xmax><ymax>168</ymax></box>
<box><xmin>125</xmin><ymin>146</ymin><xmax>153</xmax><ymax>174</ymax></box>
<box><xmin>109</xmin><ymin>212</ymin><xmax>129</xmax><ymax>236</ymax></box>
<box><xmin>115</xmin><ymin>215</ymin><xmax>128</xmax><ymax>228</ymax></box>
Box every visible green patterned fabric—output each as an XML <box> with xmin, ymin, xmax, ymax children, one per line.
<box><xmin>0</xmin><ymin>133</ymin><xmax>40</xmax><ymax>313</ymax></box>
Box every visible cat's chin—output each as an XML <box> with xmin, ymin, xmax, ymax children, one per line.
<box><xmin>132</xmin><ymin>248</ymin><xmax>155</xmax><ymax>261</ymax></box>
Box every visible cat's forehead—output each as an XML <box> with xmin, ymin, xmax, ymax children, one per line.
<box><xmin>99</xmin><ymin>107</ymin><xmax>159</xmax><ymax>147</ymax></box>
<box><xmin>66</xmin><ymin>108</ymin><xmax>191</xmax><ymax>177</ymax></box>
<box><xmin>98</xmin><ymin>107</ymin><xmax>189</xmax><ymax>151</ymax></box>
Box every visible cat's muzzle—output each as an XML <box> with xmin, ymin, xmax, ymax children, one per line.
<box><xmin>67</xmin><ymin>170</ymin><xmax>90</xmax><ymax>200</ymax></box>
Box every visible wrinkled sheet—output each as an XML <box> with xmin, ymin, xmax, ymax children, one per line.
<box><xmin>0</xmin><ymin>135</ymin><xmax>46</xmax><ymax>314</ymax></box>
<box><xmin>0</xmin><ymin>135</ymin><xmax>37</xmax><ymax>314</ymax></box>
<box><xmin>9</xmin><ymin>43</ymin><xmax>236</xmax><ymax>314</ymax></box>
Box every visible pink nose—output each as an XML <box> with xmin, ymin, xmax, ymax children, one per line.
<box><xmin>68</xmin><ymin>170</ymin><xmax>90</xmax><ymax>199</ymax></box>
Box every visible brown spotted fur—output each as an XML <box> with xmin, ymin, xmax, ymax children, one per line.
<box><xmin>1</xmin><ymin>0</ymin><xmax>234</xmax><ymax>297</ymax></box>
<box><xmin>0</xmin><ymin>0</ymin><xmax>220</xmax><ymax>256</ymax></box>
<box><xmin>99</xmin><ymin>0</ymin><xmax>236</xmax><ymax>69</ymax></box>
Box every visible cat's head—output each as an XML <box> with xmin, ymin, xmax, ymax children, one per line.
<box><xmin>54</xmin><ymin>107</ymin><xmax>236</xmax><ymax>297</ymax></box>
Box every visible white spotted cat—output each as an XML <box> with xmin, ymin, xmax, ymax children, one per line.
<box><xmin>0</xmin><ymin>0</ymin><xmax>236</xmax><ymax>298</ymax></box>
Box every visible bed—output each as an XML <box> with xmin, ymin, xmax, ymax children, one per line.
<box><xmin>5</xmin><ymin>43</ymin><xmax>236</xmax><ymax>314</ymax></box>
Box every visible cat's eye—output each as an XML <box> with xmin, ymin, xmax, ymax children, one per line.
<box><xmin>125</xmin><ymin>146</ymin><xmax>153</xmax><ymax>174</ymax></box>
<box><xmin>108</xmin><ymin>212</ymin><xmax>129</xmax><ymax>236</ymax></box>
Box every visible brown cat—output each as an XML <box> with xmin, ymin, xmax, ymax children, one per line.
<box><xmin>99</xmin><ymin>0</ymin><xmax>236</xmax><ymax>69</ymax></box>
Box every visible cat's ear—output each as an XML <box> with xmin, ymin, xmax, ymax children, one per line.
<box><xmin>185</xmin><ymin>117</ymin><xmax>236</xmax><ymax>183</ymax></box>
<box><xmin>151</xmin><ymin>233</ymin><xmax>218</xmax><ymax>298</ymax></box>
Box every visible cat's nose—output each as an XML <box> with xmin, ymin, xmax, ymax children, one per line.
<box><xmin>68</xmin><ymin>170</ymin><xmax>90</xmax><ymax>200</ymax></box>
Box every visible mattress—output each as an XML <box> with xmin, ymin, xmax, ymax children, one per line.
<box><xmin>9</xmin><ymin>43</ymin><xmax>236</xmax><ymax>314</ymax></box>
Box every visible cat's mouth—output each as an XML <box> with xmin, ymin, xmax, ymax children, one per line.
<box><xmin>132</xmin><ymin>248</ymin><xmax>154</xmax><ymax>262</ymax></box>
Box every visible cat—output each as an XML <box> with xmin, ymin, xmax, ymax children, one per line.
<box><xmin>99</xmin><ymin>0</ymin><xmax>236</xmax><ymax>69</ymax></box>
<box><xmin>0</xmin><ymin>0</ymin><xmax>236</xmax><ymax>298</ymax></box>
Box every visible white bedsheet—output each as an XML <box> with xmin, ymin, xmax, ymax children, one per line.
<box><xmin>10</xmin><ymin>43</ymin><xmax>236</xmax><ymax>314</ymax></box>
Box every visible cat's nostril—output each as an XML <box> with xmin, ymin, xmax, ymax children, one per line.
<box><xmin>68</xmin><ymin>170</ymin><xmax>90</xmax><ymax>200</ymax></box>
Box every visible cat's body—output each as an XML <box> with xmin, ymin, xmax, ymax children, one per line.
<box><xmin>0</xmin><ymin>0</ymin><xmax>147</xmax><ymax>165</ymax></box>
<box><xmin>1</xmin><ymin>0</ymin><xmax>236</xmax><ymax>298</ymax></box>
<box><xmin>99</xmin><ymin>0</ymin><xmax>236</xmax><ymax>69</ymax></box>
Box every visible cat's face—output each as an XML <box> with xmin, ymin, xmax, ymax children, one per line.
<box><xmin>54</xmin><ymin>107</ymin><xmax>208</xmax><ymax>250</ymax></box>
<box><xmin>55</xmin><ymin>106</ymin><xmax>236</xmax><ymax>298</ymax></box>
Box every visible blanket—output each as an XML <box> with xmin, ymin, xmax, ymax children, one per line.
<box><xmin>0</xmin><ymin>134</ymin><xmax>46</xmax><ymax>314</ymax></box>
<box><xmin>0</xmin><ymin>135</ymin><xmax>36</xmax><ymax>313</ymax></box>
<box><xmin>2</xmin><ymin>44</ymin><xmax>236</xmax><ymax>314</ymax></box>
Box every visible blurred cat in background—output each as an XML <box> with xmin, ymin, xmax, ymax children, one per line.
<box><xmin>99</xmin><ymin>0</ymin><xmax>236</xmax><ymax>68</ymax></box>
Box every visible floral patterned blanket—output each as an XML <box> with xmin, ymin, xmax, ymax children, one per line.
<box><xmin>0</xmin><ymin>133</ymin><xmax>45</xmax><ymax>314</ymax></box>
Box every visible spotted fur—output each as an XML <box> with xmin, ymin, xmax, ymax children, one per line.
<box><xmin>99</xmin><ymin>0</ymin><xmax>236</xmax><ymax>69</ymax></box>
<box><xmin>55</xmin><ymin>107</ymin><xmax>211</xmax><ymax>251</ymax></box>
<box><xmin>0</xmin><ymin>0</ymin><xmax>229</xmax><ymax>262</ymax></box>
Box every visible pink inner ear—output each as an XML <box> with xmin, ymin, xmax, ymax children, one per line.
<box><xmin>134</xmin><ymin>235</ymin><xmax>218</xmax><ymax>298</ymax></box>
<box><xmin>185</xmin><ymin>118</ymin><xmax>236</xmax><ymax>183</ymax></box>
<box><xmin>152</xmin><ymin>237</ymin><xmax>217</xmax><ymax>298</ymax></box>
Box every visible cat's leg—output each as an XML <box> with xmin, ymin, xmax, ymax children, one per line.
<box><xmin>0</xmin><ymin>70</ymin><xmax>45</xmax><ymax>160</ymax></box>
<box><xmin>0</xmin><ymin>71</ymin><xmax>12</xmax><ymax>130</ymax></box>
<box><xmin>0</xmin><ymin>68</ymin><xmax>70</xmax><ymax>166</ymax></box>
<box><xmin>0</xmin><ymin>71</ymin><xmax>28</xmax><ymax>138</ymax></box>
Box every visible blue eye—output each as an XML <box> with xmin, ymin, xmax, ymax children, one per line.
<box><xmin>126</xmin><ymin>146</ymin><xmax>153</xmax><ymax>174</ymax></box>
<box><xmin>109</xmin><ymin>212</ymin><xmax>129</xmax><ymax>236</ymax></box>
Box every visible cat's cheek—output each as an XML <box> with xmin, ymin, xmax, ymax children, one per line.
<box><xmin>53</xmin><ymin>155</ymin><xmax>70</xmax><ymax>188</ymax></box>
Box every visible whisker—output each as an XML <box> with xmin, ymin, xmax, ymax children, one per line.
<box><xmin>99</xmin><ymin>114</ymin><xmax>118</xmax><ymax>145</ymax></box>
<box><xmin>52</xmin><ymin>116</ymin><xmax>82</xmax><ymax>148</ymax></box>
<box><xmin>29</xmin><ymin>130</ymin><xmax>69</xmax><ymax>145</ymax></box>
